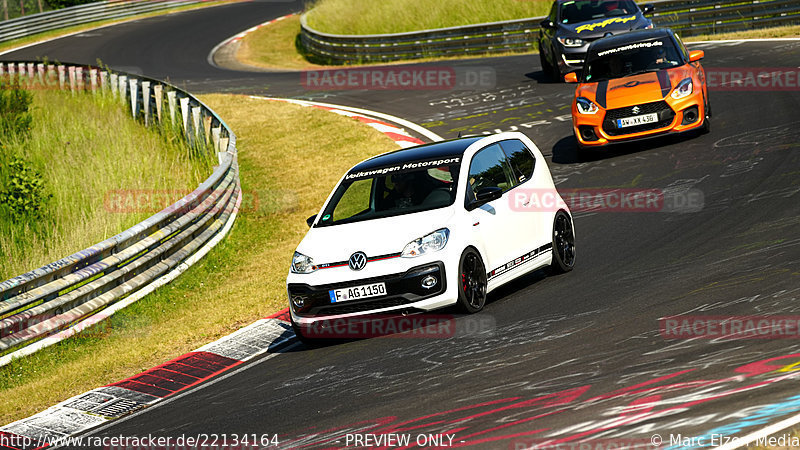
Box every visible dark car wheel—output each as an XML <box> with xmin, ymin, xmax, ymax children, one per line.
<box><xmin>539</xmin><ymin>47</ymin><xmax>553</xmax><ymax>79</ymax></box>
<box><xmin>291</xmin><ymin>317</ymin><xmax>324</xmax><ymax>346</ymax></box>
<box><xmin>550</xmin><ymin>210</ymin><xmax>576</xmax><ymax>273</ymax></box>
<box><xmin>701</xmin><ymin>95</ymin><xmax>711</xmax><ymax>134</ymax></box>
<box><xmin>457</xmin><ymin>248</ymin><xmax>487</xmax><ymax>314</ymax></box>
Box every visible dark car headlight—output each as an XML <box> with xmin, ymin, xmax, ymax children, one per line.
<box><xmin>557</xmin><ymin>37</ymin><xmax>585</xmax><ymax>48</ymax></box>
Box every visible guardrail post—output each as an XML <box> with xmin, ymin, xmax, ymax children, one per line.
<box><xmin>46</xmin><ymin>65</ymin><xmax>55</xmax><ymax>86</ymax></box>
<box><xmin>26</xmin><ymin>63</ymin><xmax>34</xmax><ymax>83</ymax></box>
<box><xmin>68</xmin><ymin>66</ymin><xmax>76</xmax><ymax>92</ymax></box>
<box><xmin>8</xmin><ymin>63</ymin><xmax>15</xmax><ymax>81</ymax></box>
<box><xmin>76</xmin><ymin>67</ymin><xmax>85</xmax><ymax>91</ymax></box>
<box><xmin>180</xmin><ymin>96</ymin><xmax>190</xmax><ymax>139</ymax></box>
<box><xmin>192</xmin><ymin>106</ymin><xmax>202</xmax><ymax>144</ymax></box>
<box><xmin>0</xmin><ymin>63</ymin><xmax>4</xmax><ymax>77</ymax></box>
<box><xmin>100</xmin><ymin>70</ymin><xmax>108</xmax><ymax>94</ymax></box>
<box><xmin>17</xmin><ymin>63</ymin><xmax>25</xmax><ymax>84</ymax></box>
<box><xmin>110</xmin><ymin>73</ymin><xmax>118</xmax><ymax>97</ymax></box>
<box><xmin>218</xmin><ymin>136</ymin><xmax>229</xmax><ymax>154</ymax></box>
<box><xmin>142</xmin><ymin>81</ymin><xmax>151</xmax><ymax>126</ymax></box>
<box><xmin>89</xmin><ymin>68</ymin><xmax>97</xmax><ymax>92</ymax></box>
<box><xmin>211</xmin><ymin>126</ymin><xmax>221</xmax><ymax>151</ymax></box>
<box><xmin>129</xmin><ymin>78</ymin><xmax>139</xmax><ymax>118</ymax></box>
<box><xmin>57</xmin><ymin>65</ymin><xmax>65</xmax><ymax>90</ymax></box>
<box><xmin>36</xmin><ymin>63</ymin><xmax>44</xmax><ymax>85</ymax></box>
<box><xmin>167</xmin><ymin>90</ymin><xmax>177</xmax><ymax>124</ymax></box>
<box><xmin>118</xmin><ymin>75</ymin><xmax>128</xmax><ymax>104</ymax></box>
<box><xmin>154</xmin><ymin>84</ymin><xmax>163</xmax><ymax>123</ymax></box>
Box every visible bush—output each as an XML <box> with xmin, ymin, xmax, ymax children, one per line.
<box><xmin>0</xmin><ymin>80</ymin><xmax>33</xmax><ymax>141</ymax></box>
<box><xmin>0</xmin><ymin>157</ymin><xmax>51</xmax><ymax>221</ymax></box>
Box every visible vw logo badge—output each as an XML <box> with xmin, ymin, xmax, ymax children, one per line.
<box><xmin>632</xmin><ymin>106</ymin><xmax>641</xmax><ymax>114</ymax></box>
<box><xmin>348</xmin><ymin>252</ymin><xmax>367</xmax><ymax>271</ymax></box>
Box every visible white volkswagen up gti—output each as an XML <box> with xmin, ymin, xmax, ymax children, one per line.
<box><xmin>287</xmin><ymin>132</ymin><xmax>575</xmax><ymax>341</ymax></box>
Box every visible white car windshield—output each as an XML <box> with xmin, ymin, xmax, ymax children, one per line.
<box><xmin>316</xmin><ymin>163</ymin><xmax>460</xmax><ymax>227</ymax></box>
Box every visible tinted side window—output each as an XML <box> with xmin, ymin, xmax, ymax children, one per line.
<box><xmin>466</xmin><ymin>144</ymin><xmax>514</xmax><ymax>204</ymax></box>
<box><xmin>499</xmin><ymin>140</ymin><xmax>536</xmax><ymax>184</ymax></box>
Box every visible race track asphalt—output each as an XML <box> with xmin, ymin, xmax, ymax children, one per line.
<box><xmin>3</xmin><ymin>3</ymin><xmax>800</xmax><ymax>448</ymax></box>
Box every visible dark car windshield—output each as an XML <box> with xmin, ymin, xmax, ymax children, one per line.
<box><xmin>316</xmin><ymin>161</ymin><xmax>460</xmax><ymax>227</ymax></box>
<box><xmin>559</xmin><ymin>0</ymin><xmax>639</xmax><ymax>24</ymax></box>
<box><xmin>584</xmin><ymin>38</ymin><xmax>683</xmax><ymax>82</ymax></box>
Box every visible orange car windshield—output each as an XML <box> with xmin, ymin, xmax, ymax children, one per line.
<box><xmin>584</xmin><ymin>40</ymin><xmax>683</xmax><ymax>82</ymax></box>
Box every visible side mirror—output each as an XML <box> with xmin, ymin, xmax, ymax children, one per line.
<box><xmin>306</xmin><ymin>214</ymin><xmax>317</xmax><ymax>227</ymax></box>
<box><xmin>564</xmin><ymin>72</ymin><xmax>579</xmax><ymax>83</ymax></box>
<box><xmin>540</xmin><ymin>19</ymin><xmax>555</xmax><ymax>29</ymax></box>
<box><xmin>689</xmin><ymin>50</ymin><xmax>704</xmax><ymax>62</ymax></box>
<box><xmin>642</xmin><ymin>3</ymin><xmax>655</xmax><ymax>14</ymax></box>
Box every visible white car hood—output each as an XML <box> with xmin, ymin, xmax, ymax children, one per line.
<box><xmin>297</xmin><ymin>207</ymin><xmax>456</xmax><ymax>264</ymax></box>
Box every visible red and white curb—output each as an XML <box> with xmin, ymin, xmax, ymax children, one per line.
<box><xmin>206</xmin><ymin>13</ymin><xmax>295</xmax><ymax>67</ymax></box>
<box><xmin>227</xmin><ymin>14</ymin><xmax>293</xmax><ymax>44</ymax></box>
<box><xmin>251</xmin><ymin>96</ymin><xmax>443</xmax><ymax>146</ymax></box>
<box><xmin>0</xmin><ymin>311</ymin><xmax>292</xmax><ymax>449</ymax></box>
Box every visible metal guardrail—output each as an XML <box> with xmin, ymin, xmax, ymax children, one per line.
<box><xmin>300</xmin><ymin>0</ymin><xmax>800</xmax><ymax>64</ymax></box>
<box><xmin>0</xmin><ymin>61</ymin><xmax>240</xmax><ymax>365</ymax></box>
<box><xmin>0</xmin><ymin>0</ymin><xmax>200</xmax><ymax>45</ymax></box>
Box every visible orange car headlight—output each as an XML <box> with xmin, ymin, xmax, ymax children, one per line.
<box><xmin>576</xmin><ymin>97</ymin><xmax>599</xmax><ymax>114</ymax></box>
<box><xmin>671</xmin><ymin>78</ymin><xmax>693</xmax><ymax>100</ymax></box>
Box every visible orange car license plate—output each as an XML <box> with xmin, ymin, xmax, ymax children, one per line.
<box><xmin>617</xmin><ymin>113</ymin><xmax>658</xmax><ymax>128</ymax></box>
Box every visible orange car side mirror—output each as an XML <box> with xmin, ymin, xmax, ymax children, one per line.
<box><xmin>564</xmin><ymin>72</ymin><xmax>578</xmax><ymax>83</ymax></box>
<box><xmin>689</xmin><ymin>50</ymin><xmax>704</xmax><ymax>62</ymax></box>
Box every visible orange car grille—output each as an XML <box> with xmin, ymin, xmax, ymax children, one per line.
<box><xmin>602</xmin><ymin>101</ymin><xmax>675</xmax><ymax>136</ymax></box>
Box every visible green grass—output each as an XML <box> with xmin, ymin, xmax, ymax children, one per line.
<box><xmin>0</xmin><ymin>87</ymin><xmax>214</xmax><ymax>281</ymax></box>
<box><xmin>0</xmin><ymin>94</ymin><xmax>398</xmax><ymax>425</ymax></box>
<box><xmin>304</xmin><ymin>0</ymin><xmax>551</xmax><ymax>35</ymax></box>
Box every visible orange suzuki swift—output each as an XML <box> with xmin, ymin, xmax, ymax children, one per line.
<box><xmin>565</xmin><ymin>28</ymin><xmax>710</xmax><ymax>149</ymax></box>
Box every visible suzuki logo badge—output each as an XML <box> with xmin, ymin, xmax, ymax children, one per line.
<box><xmin>348</xmin><ymin>252</ymin><xmax>367</xmax><ymax>271</ymax></box>
<box><xmin>632</xmin><ymin>106</ymin><xmax>641</xmax><ymax>114</ymax></box>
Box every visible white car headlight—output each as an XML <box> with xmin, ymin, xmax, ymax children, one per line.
<box><xmin>401</xmin><ymin>228</ymin><xmax>450</xmax><ymax>258</ymax></box>
<box><xmin>558</xmin><ymin>37</ymin><xmax>585</xmax><ymax>47</ymax></box>
<box><xmin>671</xmin><ymin>78</ymin><xmax>693</xmax><ymax>100</ymax></box>
<box><xmin>291</xmin><ymin>251</ymin><xmax>317</xmax><ymax>274</ymax></box>
<box><xmin>576</xmin><ymin>97</ymin><xmax>599</xmax><ymax>114</ymax></box>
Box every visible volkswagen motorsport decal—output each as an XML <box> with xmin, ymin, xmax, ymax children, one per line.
<box><xmin>345</xmin><ymin>157</ymin><xmax>461</xmax><ymax>180</ymax></box>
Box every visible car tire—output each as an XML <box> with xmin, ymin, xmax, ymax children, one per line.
<box><xmin>700</xmin><ymin>96</ymin><xmax>711</xmax><ymax>134</ymax></box>
<box><xmin>456</xmin><ymin>248</ymin><xmax>488</xmax><ymax>314</ymax></box>
<box><xmin>291</xmin><ymin>317</ymin><xmax>321</xmax><ymax>346</ymax></box>
<box><xmin>539</xmin><ymin>48</ymin><xmax>553</xmax><ymax>80</ymax></box>
<box><xmin>550</xmin><ymin>210</ymin><xmax>576</xmax><ymax>273</ymax></box>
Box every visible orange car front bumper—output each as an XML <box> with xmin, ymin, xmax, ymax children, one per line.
<box><xmin>572</xmin><ymin>90</ymin><xmax>706</xmax><ymax>147</ymax></box>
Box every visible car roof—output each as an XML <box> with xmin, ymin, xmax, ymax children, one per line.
<box><xmin>350</xmin><ymin>136</ymin><xmax>484</xmax><ymax>172</ymax></box>
<box><xmin>587</xmin><ymin>28</ymin><xmax>674</xmax><ymax>54</ymax></box>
